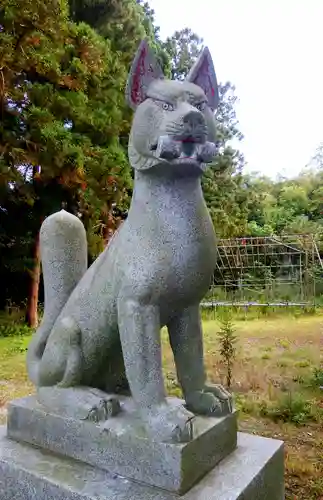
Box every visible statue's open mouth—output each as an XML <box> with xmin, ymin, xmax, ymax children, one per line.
<box><xmin>151</xmin><ymin>136</ymin><xmax>217</xmax><ymax>166</ymax></box>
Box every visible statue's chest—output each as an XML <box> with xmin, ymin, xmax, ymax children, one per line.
<box><xmin>150</xmin><ymin>228</ymin><xmax>217</xmax><ymax>302</ymax></box>
<box><xmin>120</xmin><ymin>197</ymin><xmax>217</xmax><ymax>302</ymax></box>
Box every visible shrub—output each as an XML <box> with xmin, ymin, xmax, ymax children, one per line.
<box><xmin>260</xmin><ymin>392</ymin><xmax>316</xmax><ymax>425</ymax></box>
<box><xmin>310</xmin><ymin>367</ymin><xmax>323</xmax><ymax>388</ymax></box>
<box><xmin>0</xmin><ymin>323</ymin><xmax>34</xmax><ymax>338</ymax></box>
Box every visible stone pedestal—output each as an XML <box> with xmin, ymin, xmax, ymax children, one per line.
<box><xmin>0</xmin><ymin>428</ymin><xmax>284</xmax><ymax>500</ymax></box>
<box><xmin>0</xmin><ymin>396</ymin><xmax>285</xmax><ymax>499</ymax></box>
<box><xmin>7</xmin><ymin>396</ymin><xmax>238</xmax><ymax>494</ymax></box>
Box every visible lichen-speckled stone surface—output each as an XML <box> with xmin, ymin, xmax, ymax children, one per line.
<box><xmin>0</xmin><ymin>427</ymin><xmax>284</xmax><ymax>500</ymax></box>
<box><xmin>26</xmin><ymin>40</ymin><xmax>234</xmax><ymax>444</ymax></box>
<box><xmin>7</xmin><ymin>396</ymin><xmax>238</xmax><ymax>494</ymax></box>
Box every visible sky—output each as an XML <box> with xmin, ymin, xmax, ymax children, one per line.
<box><xmin>149</xmin><ymin>0</ymin><xmax>323</xmax><ymax>179</ymax></box>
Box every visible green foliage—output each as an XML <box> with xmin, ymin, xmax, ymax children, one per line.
<box><xmin>203</xmin><ymin>79</ymin><xmax>247</xmax><ymax>237</ymax></box>
<box><xmin>236</xmin><ymin>391</ymin><xmax>320</xmax><ymax>426</ymax></box>
<box><xmin>69</xmin><ymin>0</ymin><xmax>165</xmax><ymax>70</ymax></box>
<box><xmin>310</xmin><ymin>367</ymin><xmax>323</xmax><ymax>388</ymax></box>
<box><xmin>0</xmin><ymin>310</ymin><xmax>34</xmax><ymax>338</ymax></box>
<box><xmin>0</xmin><ymin>323</ymin><xmax>33</xmax><ymax>338</ymax></box>
<box><xmin>244</xmin><ymin>170</ymin><xmax>323</xmax><ymax>245</ymax></box>
<box><xmin>70</xmin><ymin>0</ymin><xmax>144</xmax><ymax>42</ymax></box>
<box><xmin>136</xmin><ymin>1</ymin><xmax>171</xmax><ymax>76</ymax></box>
<box><xmin>260</xmin><ymin>392</ymin><xmax>317</xmax><ymax>425</ymax></box>
<box><xmin>68</xmin><ymin>0</ymin><xmax>171</xmax><ymax>144</ymax></box>
<box><xmin>201</xmin><ymin>304</ymin><xmax>320</xmax><ymax>324</ymax></box>
<box><xmin>217</xmin><ymin>310</ymin><xmax>237</xmax><ymax>388</ymax></box>
<box><xmin>163</xmin><ymin>28</ymin><xmax>203</xmax><ymax>81</ymax></box>
<box><xmin>0</xmin><ymin>0</ymin><xmax>134</xmax><ymax>281</ymax></box>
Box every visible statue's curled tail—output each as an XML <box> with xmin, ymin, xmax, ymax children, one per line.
<box><xmin>27</xmin><ymin>210</ymin><xmax>88</xmax><ymax>385</ymax></box>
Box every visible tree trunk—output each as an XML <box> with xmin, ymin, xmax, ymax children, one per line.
<box><xmin>102</xmin><ymin>211</ymin><xmax>120</xmax><ymax>247</ymax></box>
<box><xmin>25</xmin><ymin>231</ymin><xmax>41</xmax><ymax>328</ymax></box>
<box><xmin>102</xmin><ymin>214</ymin><xmax>113</xmax><ymax>246</ymax></box>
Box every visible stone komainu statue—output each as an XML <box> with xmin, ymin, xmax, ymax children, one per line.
<box><xmin>26</xmin><ymin>40</ymin><xmax>233</xmax><ymax>443</ymax></box>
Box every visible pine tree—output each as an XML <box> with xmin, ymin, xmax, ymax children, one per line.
<box><xmin>163</xmin><ymin>28</ymin><xmax>203</xmax><ymax>80</ymax></box>
<box><xmin>69</xmin><ymin>0</ymin><xmax>171</xmax><ymax>159</ymax></box>
<box><xmin>69</xmin><ymin>0</ymin><xmax>146</xmax><ymax>66</ymax></box>
<box><xmin>0</xmin><ymin>0</ymin><xmax>131</xmax><ymax>325</ymax></box>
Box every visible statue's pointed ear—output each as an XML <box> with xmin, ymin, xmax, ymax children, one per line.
<box><xmin>126</xmin><ymin>40</ymin><xmax>164</xmax><ymax>110</ymax></box>
<box><xmin>186</xmin><ymin>47</ymin><xmax>219</xmax><ymax>111</ymax></box>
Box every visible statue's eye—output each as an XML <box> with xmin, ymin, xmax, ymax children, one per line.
<box><xmin>196</xmin><ymin>102</ymin><xmax>206</xmax><ymax>112</ymax></box>
<box><xmin>162</xmin><ymin>102</ymin><xmax>174</xmax><ymax>111</ymax></box>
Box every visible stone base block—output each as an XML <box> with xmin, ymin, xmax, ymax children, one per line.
<box><xmin>0</xmin><ymin>427</ymin><xmax>284</xmax><ymax>500</ymax></box>
<box><xmin>7</xmin><ymin>396</ymin><xmax>238</xmax><ymax>494</ymax></box>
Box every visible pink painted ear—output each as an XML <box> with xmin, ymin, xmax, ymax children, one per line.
<box><xmin>126</xmin><ymin>40</ymin><xmax>164</xmax><ymax>109</ymax></box>
<box><xmin>186</xmin><ymin>47</ymin><xmax>219</xmax><ymax>111</ymax></box>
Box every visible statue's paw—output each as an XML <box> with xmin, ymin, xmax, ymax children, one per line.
<box><xmin>87</xmin><ymin>400</ymin><xmax>107</xmax><ymax>423</ymax></box>
<box><xmin>83</xmin><ymin>391</ymin><xmax>121</xmax><ymax>423</ymax></box>
<box><xmin>204</xmin><ymin>383</ymin><xmax>233</xmax><ymax>414</ymax></box>
<box><xmin>37</xmin><ymin>386</ymin><xmax>122</xmax><ymax>422</ymax></box>
<box><xmin>185</xmin><ymin>385</ymin><xmax>233</xmax><ymax>417</ymax></box>
<box><xmin>142</xmin><ymin>403</ymin><xmax>195</xmax><ymax>443</ymax></box>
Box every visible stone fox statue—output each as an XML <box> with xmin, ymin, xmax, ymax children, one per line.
<box><xmin>27</xmin><ymin>40</ymin><xmax>233</xmax><ymax>443</ymax></box>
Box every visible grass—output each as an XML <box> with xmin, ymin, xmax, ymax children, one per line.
<box><xmin>0</xmin><ymin>314</ymin><xmax>322</xmax><ymax>498</ymax></box>
<box><xmin>0</xmin><ymin>335</ymin><xmax>33</xmax><ymax>422</ymax></box>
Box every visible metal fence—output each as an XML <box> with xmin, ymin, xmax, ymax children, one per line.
<box><xmin>202</xmin><ymin>234</ymin><xmax>323</xmax><ymax>307</ymax></box>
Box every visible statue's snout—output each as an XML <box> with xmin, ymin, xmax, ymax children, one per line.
<box><xmin>168</xmin><ymin>108</ymin><xmax>207</xmax><ymax>145</ymax></box>
<box><xmin>156</xmin><ymin>107</ymin><xmax>215</xmax><ymax>164</ymax></box>
<box><xmin>183</xmin><ymin>110</ymin><xmax>205</xmax><ymax>129</ymax></box>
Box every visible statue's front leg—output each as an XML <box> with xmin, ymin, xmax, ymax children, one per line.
<box><xmin>117</xmin><ymin>298</ymin><xmax>194</xmax><ymax>442</ymax></box>
<box><xmin>168</xmin><ymin>304</ymin><xmax>233</xmax><ymax>416</ymax></box>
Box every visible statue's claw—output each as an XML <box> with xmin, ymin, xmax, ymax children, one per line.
<box><xmin>105</xmin><ymin>398</ymin><xmax>121</xmax><ymax>418</ymax></box>
<box><xmin>204</xmin><ymin>383</ymin><xmax>233</xmax><ymax>413</ymax></box>
<box><xmin>185</xmin><ymin>384</ymin><xmax>233</xmax><ymax>417</ymax></box>
<box><xmin>141</xmin><ymin>403</ymin><xmax>195</xmax><ymax>443</ymax></box>
<box><xmin>80</xmin><ymin>393</ymin><xmax>121</xmax><ymax>423</ymax></box>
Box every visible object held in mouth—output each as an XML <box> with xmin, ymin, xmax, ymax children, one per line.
<box><xmin>155</xmin><ymin>135</ymin><xmax>217</xmax><ymax>164</ymax></box>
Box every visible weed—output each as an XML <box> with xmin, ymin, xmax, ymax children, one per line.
<box><xmin>278</xmin><ymin>339</ymin><xmax>290</xmax><ymax>349</ymax></box>
<box><xmin>261</xmin><ymin>392</ymin><xmax>316</xmax><ymax>425</ymax></box>
<box><xmin>293</xmin><ymin>374</ymin><xmax>305</xmax><ymax>384</ymax></box>
<box><xmin>165</xmin><ymin>372</ymin><xmax>182</xmax><ymax>397</ymax></box>
<box><xmin>294</xmin><ymin>360</ymin><xmax>311</xmax><ymax>368</ymax></box>
<box><xmin>277</xmin><ymin>358</ymin><xmax>290</xmax><ymax>368</ymax></box>
<box><xmin>217</xmin><ymin>310</ymin><xmax>237</xmax><ymax>388</ymax></box>
<box><xmin>235</xmin><ymin>393</ymin><xmax>266</xmax><ymax>416</ymax></box>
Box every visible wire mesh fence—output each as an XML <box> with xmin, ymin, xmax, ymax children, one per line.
<box><xmin>202</xmin><ymin>234</ymin><xmax>323</xmax><ymax>307</ymax></box>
